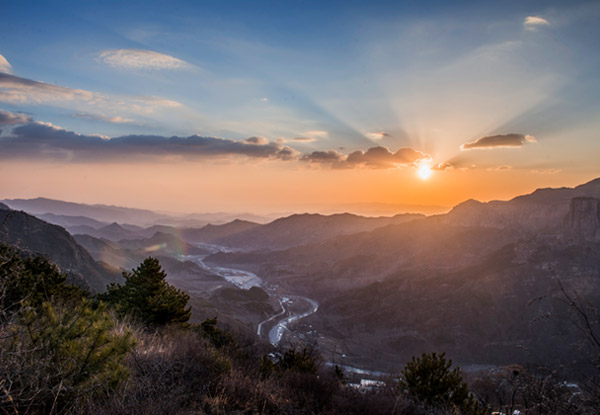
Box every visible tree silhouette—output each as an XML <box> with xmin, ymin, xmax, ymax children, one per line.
<box><xmin>101</xmin><ymin>257</ymin><xmax>191</xmax><ymax>326</ymax></box>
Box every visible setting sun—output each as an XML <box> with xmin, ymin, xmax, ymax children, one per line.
<box><xmin>417</xmin><ymin>162</ymin><xmax>432</xmax><ymax>180</ymax></box>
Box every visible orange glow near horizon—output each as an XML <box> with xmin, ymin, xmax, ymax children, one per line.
<box><xmin>0</xmin><ymin>158</ymin><xmax>593</xmax><ymax>217</ymax></box>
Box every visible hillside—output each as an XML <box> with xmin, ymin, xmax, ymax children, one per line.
<box><xmin>205</xmin><ymin>177</ymin><xmax>600</xmax><ymax>373</ymax></box>
<box><xmin>0</xmin><ymin>206</ymin><xmax>119</xmax><ymax>291</ymax></box>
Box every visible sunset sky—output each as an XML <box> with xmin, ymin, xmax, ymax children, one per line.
<box><xmin>1</xmin><ymin>0</ymin><xmax>599</xmax><ymax>215</ymax></box>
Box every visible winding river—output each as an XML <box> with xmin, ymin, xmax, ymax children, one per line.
<box><xmin>182</xmin><ymin>247</ymin><xmax>319</xmax><ymax>347</ymax></box>
<box><xmin>265</xmin><ymin>296</ymin><xmax>319</xmax><ymax>346</ymax></box>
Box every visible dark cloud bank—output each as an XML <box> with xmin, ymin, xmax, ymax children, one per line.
<box><xmin>461</xmin><ymin>133</ymin><xmax>536</xmax><ymax>150</ymax></box>
<box><xmin>0</xmin><ymin>109</ymin><xmax>430</xmax><ymax>169</ymax></box>
<box><xmin>0</xmin><ymin>121</ymin><xmax>297</xmax><ymax>161</ymax></box>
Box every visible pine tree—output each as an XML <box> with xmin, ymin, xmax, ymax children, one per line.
<box><xmin>400</xmin><ymin>352</ymin><xmax>485</xmax><ymax>414</ymax></box>
<box><xmin>101</xmin><ymin>257</ymin><xmax>191</xmax><ymax>326</ymax></box>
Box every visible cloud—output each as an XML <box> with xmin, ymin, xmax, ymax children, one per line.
<box><xmin>98</xmin><ymin>49</ymin><xmax>190</xmax><ymax>70</ymax></box>
<box><xmin>524</xmin><ymin>16</ymin><xmax>550</xmax><ymax>30</ymax></box>
<box><xmin>0</xmin><ymin>54</ymin><xmax>12</xmax><ymax>74</ymax></box>
<box><xmin>460</xmin><ymin>133</ymin><xmax>537</xmax><ymax>150</ymax></box>
<box><xmin>0</xmin><ymin>73</ymin><xmax>94</xmax><ymax>104</ymax></box>
<box><xmin>366</xmin><ymin>132</ymin><xmax>391</xmax><ymax>140</ymax></box>
<box><xmin>0</xmin><ymin>122</ymin><xmax>299</xmax><ymax>162</ymax></box>
<box><xmin>302</xmin><ymin>146</ymin><xmax>429</xmax><ymax>169</ymax></box>
<box><xmin>245</xmin><ymin>136</ymin><xmax>269</xmax><ymax>145</ymax></box>
<box><xmin>72</xmin><ymin>112</ymin><xmax>135</xmax><ymax>124</ymax></box>
<box><xmin>531</xmin><ymin>168</ymin><xmax>560</xmax><ymax>175</ymax></box>
<box><xmin>0</xmin><ymin>73</ymin><xmax>182</xmax><ymax>114</ymax></box>
<box><xmin>347</xmin><ymin>146</ymin><xmax>429</xmax><ymax>168</ymax></box>
<box><xmin>304</xmin><ymin>130</ymin><xmax>329</xmax><ymax>138</ymax></box>
<box><xmin>432</xmin><ymin>162</ymin><xmax>454</xmax><ymax>171</ymax></box>
<box><xmin>302</xmin><ymin>150</ymin><xmax>345</xmax><ymax>163</ymax></box>
<box><xmin>0</xmin><ymin>109</ymin><xmax>32</xmax><ymax>125</ymax></box>
<box><xmin>291</xmin><ymin>137</ymin><xmax>317</xmax><ymax>143</ymax></box>
<box><xmin>486</xmin><ymin>165</ymin><xmax>513</xmax><ymax>171</ymax></box>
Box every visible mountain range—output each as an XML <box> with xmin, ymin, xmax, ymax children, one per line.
<box><xmin>2</xmin><ymin>178</ymin><xmax>600</xmax><ymax>375</ymax></box>
<box><xmin>203</xmin><ymin>178</ymin><xmax>600</xmax><ymax>373</ymax></box>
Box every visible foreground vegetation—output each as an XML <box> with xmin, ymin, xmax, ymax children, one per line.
<box><xmin>1</xmin><ymin>244</ymin><xmax>599</xmax><ymax>414</ymax></box>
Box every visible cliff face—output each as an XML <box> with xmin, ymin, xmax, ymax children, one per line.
<box><xmin>567</xmin><ymin>197</ymin><xmax>600</xmax><ymax>241</ymax></box>
<box><xmin>442</xmin><ymin>178</ymin><xmax>600</xmax><ymax>234</ymax></box>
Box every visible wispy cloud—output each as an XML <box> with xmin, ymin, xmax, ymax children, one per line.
<box><xmin>0</xmin><ymin>121</ymin><xmax>298</xmax><ymax>162</ymax></box>
<box><xmin>486</xmin><ymin>165</ymin><xmax>513</xmax><ymax>171</ymax></box>
<box><xmin>0</xmin><ymin>73</ymin><xmax>182</xmax><ymax>115</ymax></box>
<box><xmin>0</xmin><ymin>109</ymin><xmax>31</xmax><ymax>125</ymax></box>
<box><xmin>460</xmin><ymin>133</ymin><xmax>537</xmax><ymax>150</ymax></box>
<box><xmin>73</xmin><ymin>112</ymin><xmax>135</xmax><ymax>124</ymax></box>
<box><xmin>97</xmin><ymin>49</ymin><xmax>191</xmax><ymax>70</ymax></box>
<box><xmin>304</xmin><ymin>130</ymin><xmax>329</xmax><ymax>138</ymax></box>
<box><xmin>291</xmin><ymin>137</ymin><xmax>317</xmax><ymax>143</ymax></box>
<box><xmin>366</xmin><ymin>132</ymin><xmax>391</xmax><ymax>141</ymax></box>
<box><xmin>524</xmin><ymin>16</ymin><xmax>550</xmax><ymax>30</ymax></box>
<box><xmin>432</xmin><ymin>162</ymin><xmax>453</xmax><ymax>171</ymax></box>
<box><xmin>0</xmin><ymin>54</ymin><xmax>12</xmax><ymax>74</ymax></box>
<box><xmin>531</xmin><ymin>168</ymin><xmax>560</xmax><ymax>175</ymax></box>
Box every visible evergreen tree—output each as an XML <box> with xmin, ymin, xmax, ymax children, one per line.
<box><xmin>400</xmin><ymin>352</ymin><xmax>485</xmax><ymax>414</ymax></box>
<box><xmin>101</xmin><ymin>257</ymin><xmax>191</xmax><ymax>326</ymax></box>
<box><xmin>0</xmin><ymin>244</ymin><xmax>87</xmax><ymax>318</ymax></box>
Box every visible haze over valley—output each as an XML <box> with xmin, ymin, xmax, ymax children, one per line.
<box><xmin>3</xmin><ymin>177</ymin><xmax>600</xmax><ymax>378</ymax></box>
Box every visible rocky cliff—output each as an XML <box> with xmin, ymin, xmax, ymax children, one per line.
<box><xmin>566</xmin><ymin>197</ymin><xmax>600</xmax><ymax>241</ymax></box>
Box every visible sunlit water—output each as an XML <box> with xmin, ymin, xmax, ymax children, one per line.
<box><xmin>182</xmin><ymin>244</ymin><xmax>319</xmax><ymax>347</ymax></box>
<box><xmin>180</xmin><ymin>246</ymin><xmax>263</xmax><ymax>289</ymax></box>
<box><xmin>267</xmin><ymin>296</ymin><xmax>319</xmax><ymax>346</ymax></box>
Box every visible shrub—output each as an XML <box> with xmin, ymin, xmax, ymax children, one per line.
<box><xmin>0</xmin><ymin>300</ymin><xmax>135</xmax><ymax>414</ymax></box>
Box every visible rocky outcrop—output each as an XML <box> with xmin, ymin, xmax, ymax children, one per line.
<box><xmin>442</xmin><ymin>178</ymin><xmax>600</xmax><ymax>233</ymax></box>
<box><xmin>566</xmin><ymin>197</ymin><xmax>600</xmax><ymax>241</ymax></box>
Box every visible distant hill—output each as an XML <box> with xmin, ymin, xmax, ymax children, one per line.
<box><xmin>0</xmin><ymin>207</ymin><xmax>119</xmax><ymax>292</ymax></box>
<box><xmin>182</xmin><ymin>219</ymin><xmax>261</xmax><ymax>244</ymax></box>
<box><xmin>2</xmin><ymin>197</ymin><xmax>167</xmax><ymax>226</ymax></box>
<box><xmin>35</xmin><ymin>212</ymin><xmax>108</xmax><ymax>229</ymax></box>
<box><xmin>1</xmin><ymin>197</ymin><xmax>274</xmax><ymax>228</ymax></box>
<box><xmin>214</xmin><ymin>212</ymin><xmax>425</xmax><ymax>250</ymax></box>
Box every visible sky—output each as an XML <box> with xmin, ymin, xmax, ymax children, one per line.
<box><xmin>1</xmin><ymin>0</ymin><xmax>599</xmax><ymax>215</ymax></box>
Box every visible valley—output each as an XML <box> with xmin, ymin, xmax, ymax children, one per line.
<box><xmin>2</xmin><ymin>178</ymin><xmax>600</xmax><ymax>379</ymax></box>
